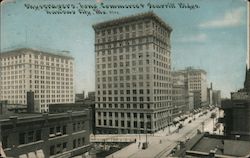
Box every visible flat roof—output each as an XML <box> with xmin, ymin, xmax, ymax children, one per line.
<box><xmin>0</xmin><ymin>48</ymin><xmax>74</xmax><ymax>60</ymax></box>
<box><xmin>0</xmin><ymin>111</ymin><xmax>88</xmax><ymax>123</ymax></box>
<box><xmin>190</xmin><ymin>135</ymin><xmax>250</xmax><ymax>157</ymax></box>
<box><xmin>93</xmin><ymin>11</ymin><xmax>172</xmax><ymax>32</ymax></box>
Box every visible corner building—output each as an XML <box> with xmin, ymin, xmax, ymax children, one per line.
<box><xmin>93</xmin><ymin>12</ymin><xmax>173</xmax><ymax>134</ymax></box>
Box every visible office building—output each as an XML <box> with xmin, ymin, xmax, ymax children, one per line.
<box><xmin>93</xmin><ymin>12</ymin><xmax>173</xmax><ymax>134</ymax></box>
<box><xmin>0</xmin><ymin>48</ymin><xmax>75</xmax><ymax>112</ymax></box>
<box><xmin>207</xmin><ymin>83</ymin><xmax>213</xmax><ymax>106</ymax></box>
<box><xmin>75</xmin><ymin>91</ymin><xmax>85</xmax><ymax>102</ymax></box>
<box><xmin>87</xmin><ymin>91</ymin><xmax>95</xmax><ymax>102</ymax></box>
<box><xmin>172</xmin><ymin>71</ymin><xmax>188</xmax><ymax>117</ymax></box>
<box><xmin>212</xmin><ymin>90</ymin><xmax>221</xmax><ymax>106</ymax></box>
<box><xmin>0</xmin><ymin>110</ymin><xmax>91</xmax><ymax>158</ymax></box>
<box><xmin>176</xmin><ymin>67</ymin><xmax>207</xmax><ymax>109</ymax></box>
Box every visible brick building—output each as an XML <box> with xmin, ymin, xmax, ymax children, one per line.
<box><xmin>0</xmin><ymin>111</ymin><xmax>91</xmax><ymax>157</ymax></box>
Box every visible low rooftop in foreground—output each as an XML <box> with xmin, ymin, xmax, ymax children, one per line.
<box><xmin>174</xmin><ymin>133</ymin><xmax>250</xmax><ymax>158</ymax></box>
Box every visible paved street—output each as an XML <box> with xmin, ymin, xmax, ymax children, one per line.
<box><xmin>91</xmin><ymin>108</ymin><xmax>219</xmax><ymax>158</ymax></box>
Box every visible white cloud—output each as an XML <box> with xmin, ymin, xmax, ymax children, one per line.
<box><xmin>1</xmin><ymin>0</ymin><xmax>16</xmax><ymax>4</ymax></box>
<box><xmin>178</xmin><ymin>33</ymin><xmax>207</xmax><ymax>43</ymax></box>
<box><xmin>199</xmin><ymin>7</ymin><xmax>244</xmax><ymax>28</ymax></box>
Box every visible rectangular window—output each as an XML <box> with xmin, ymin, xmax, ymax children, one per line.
<box><xmin>73</xmin><ymin>139</ymin><xmax>76</xmax><ymax>148</ymax></box>
<box><xmin>63</xmin><ymin>125</ymin><xmax>67</xmax><ymax>135</ymax></box>
<box><xmin>19</xmin><ymin>133</ymin><xmax>25</xmax><ymax>145</ymax></box>
<box><xmin>50</xmin><ymin>145</ymin><xmax>55</xmax><ymax>156</ymax></box>
<box><xmin>27</xmin><ymin>131</ymin><xmax>34</xmax><ymax>143</ymax></box>
<box><xmin>36</xmin><ymin>130</ymin><xmax>41</xmax><ymax>141</ymax></box>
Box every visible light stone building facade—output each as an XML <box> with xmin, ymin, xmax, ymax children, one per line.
<box><xmin>175</xmin><ymin>67</ymin><xmax>207</xmax><ymax>109</ymax></box>
<box><xmin>0</xmin><ymin>48</ymin><xmax>74</xmax><ymax>112</ymax></box>
<box><xmin>93</xmin><ymin>12</ymin><xmax>173</xmax><ymax>134</ymax></box>
<box><xmin>172</xmin><ymin>71</ymin><xmax>188</xmax><ymax>117</ymax></box>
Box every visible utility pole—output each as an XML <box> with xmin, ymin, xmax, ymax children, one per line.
<box><xmin>202</xmin><ymin>121</ymin><xmax>205</xmax><ymax>132</ymax></box>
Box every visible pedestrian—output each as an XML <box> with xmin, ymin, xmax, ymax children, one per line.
<box><xmin>138</xmin><ymin>142</ymin><xmax>141</xmax><ymax>148</ymax></box>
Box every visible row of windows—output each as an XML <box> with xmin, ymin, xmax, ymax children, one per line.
<box><xmin>97</xmin><ymin>74</ymin><xmax>151</xmax><ymax>82</ymax></box>
<box><xmin>98</xmin><ymin>112</ymin><xmax>151</xmax><ymax>118</ymax></box>
<box><xmin>19</xmin><ymin>130</ymin><xmax>42</xmax><ymax>145</ymax></box>
<box><xmin>96</xmin><ymin>103</ymin><xmax>172</xmax><ymax>110</ymax></box>
<box><xmin>96</xmin><ymin>103</ymin><xmax>151</xmax><ymax>109</ymax></box>
<box><xmin>50</xmin><ymin>142</ymin><xmax>67</xmax><ymax>156</ymax></box>
<box><xmin>1</xmin><ymin>59</ymin><xmax>73</xmax><ymax>67</ymax></box>
<box><xmin>0</xmin><ymin>70</ymin><xmax>73</xmax><ymax>77</ymax></box>
<box><xmin>96</xmin><ymin>81</ymin><xmax>172</xmax><ymax>89</ymax></box>
<box><xmin>96</xmin><ymin>20</ymin><xmax>151</xmax><ymax>36</ymax></box>
<box><xmin>96</xmin><ymin>30</ymin><xmax>169</xmax><ymax>47</ymax></box>
<box><xmin>96</xmin><ymin>32</ymin><xmax>152</xmax><ymax>44</ymax></box>
<box><xmin>97</xmin><ymin>89</ymin><xmax>150</xmax><ymax>95</ymax></box>
<box><xmin>95</xmin><ymin>37</ymin><xmax>169</xmax><ymax>53</ymax></box>
<box><xmin>95</xmin><ymin>44</ymin><xmax>150</xmax><ymax>55</ymax></box>
<box><xmin>97</xmin><ymin>67</ymin><xmax>150</xmax><ymax>75</ymax></box>
<box><xmin>1</xmin><ymin>76</ymin><xmax>73</xmax><ymax>81</ymax></box>
<box><xmin>96</xmin><ymin>20</ymin><xmax>169</xmax><ymax>39</ymax></box>
<box><xmin>97</xmin><ymin>52</ymin><xmax>150</xmax><ymax>61</ymax></box>
<box><xmin>97</xmin><ymin>119</ymin><xmax>152</xmax><ymax>129</ymax></box>
<box><xmin>1</xmin><ymin>85</ymin><xmax>73</xmax><ymax>90</ymax></box>
<box><xmin>49</xmin><ymin>138</ymin><xmax>85</xmax><ymax>156</ymax></box>
<box><xmin>96</xmin><ymin>96</ymin><xmax>151</xmax><ymax>102</ymax></box>
<box><xmin>96</xmin><ymin>60</ymin><xmax>150</xmax><ymax>70</ymax></box>
<box><xmin>1</xmin><ymin>54</ymin><xmax>72</xmax><ymax>62</ymax></box>
<box><xmin>97</xmin><ymin>82</ymin><xmax>150</xmax><ymax>89</ymax></box>
<box><xmin>0</xmin><ymin>90</ymin><xmax>74</xmax><ymax>95</ymax></box>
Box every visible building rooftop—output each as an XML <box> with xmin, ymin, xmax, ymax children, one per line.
<box><xmin>177</xmin><ymin>133</ymin><xmax>250</xmax><ymax>157</ymax></box>
<box><xmin>175</xmin><ymin>67</ymin><xmax>207</xmax><ymax>75</ymax></box>
<box><xmin>93</xmin><ymin>11</ymin><xmax>172</xmax><ymax>32</ymax></box>
<box><xmin>0</xmin><ymin>111</ymin><xmax>88</xmax><ymax>122</ymax></box>
<box><xmin>0</xmin><ymin>48</ymin><xmax>74</xmax><ymax>60</ymax></box>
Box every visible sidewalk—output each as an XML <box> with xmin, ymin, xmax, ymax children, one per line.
<box><xmin>105</xmin><ymin>110</ymin><xmax>216</xmax><ymax>158</ymax></box>
<box><xmin>106</xmin><ymin>137</ymin><xmax>146</xmax><ymax>158</ymax></box>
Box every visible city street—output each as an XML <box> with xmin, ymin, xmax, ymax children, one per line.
<box><xmin>91</xmin><ymin>108</ymin><xmax>219</xmax><ymax>158</ymax></box>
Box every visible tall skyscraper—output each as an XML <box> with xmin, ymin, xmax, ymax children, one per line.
<box><xmin>0</xmin><ymin>48</ymin><xmax>75</xmax><ymax>112</ymax></box>
<box><xmin>93</xmin><ymin>12</ymin><xmax>173</xmax><ymax>134</ymax></box>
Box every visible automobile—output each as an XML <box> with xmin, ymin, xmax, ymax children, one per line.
<box><xmin>188</xmin><ymin>120</ymin><xmax>192</xmax><ymax>123</ymax></box>
<box><xmin>142</xmin><ymin>142</ymin><xmax>148</xmax><ymax>149</ymax></box>
<box><xmin>178</xmin><ymin>124</ymin><xmax>183</xmax><ymax>129</ymax></box>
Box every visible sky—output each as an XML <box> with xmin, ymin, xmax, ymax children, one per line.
<box><xmin>0</xmin><ymin>0</ymin><xmax>248</xmax><ymax>98</ymax></box>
